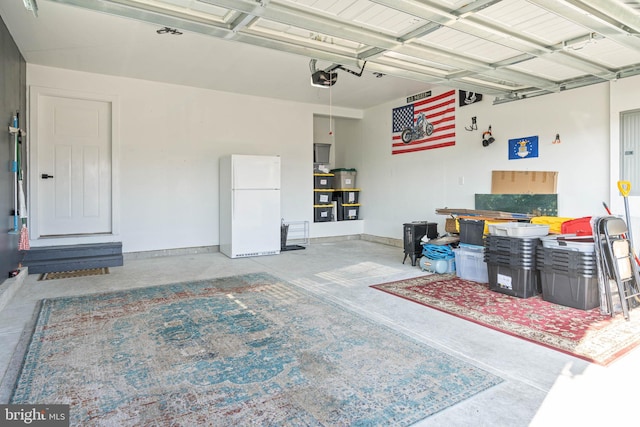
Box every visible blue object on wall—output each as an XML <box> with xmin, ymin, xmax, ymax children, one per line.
<box><xmin>508</xmin><ymin>135</ymin><xmax>539</xmax><ymax>159</ymax></box>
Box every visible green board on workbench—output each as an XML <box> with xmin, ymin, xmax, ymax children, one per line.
<box><xmin>475</xmin><ymin>194</ymin><xmax>558</xmax><ymax>217</ymax></box>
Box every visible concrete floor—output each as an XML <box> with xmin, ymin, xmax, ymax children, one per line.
<box><xmin>1</xmin><ymin>239</ymin><xmax>639</xmax><ymax>426</ymax></box>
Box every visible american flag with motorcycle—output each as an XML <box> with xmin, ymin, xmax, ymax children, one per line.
<box><xmin>391</xmin><ymin>89</ymin><xmax>456</xmax><ymax>155</ymax></box>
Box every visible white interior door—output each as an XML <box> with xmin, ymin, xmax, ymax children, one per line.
<box><xmin>37</xmin><ymin>95</ymin><xmax>112</xmax><ymax>236</ymax></box>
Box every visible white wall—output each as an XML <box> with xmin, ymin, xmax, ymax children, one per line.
<box><xmin>27</xmin><ymin>65</ymin><xmax>362</xmax><ymax>253</ymax></box>
<box><xmin>334</xmin><ymin>118</ymin><xmax>363</xmax><ymax>170</ymax></box>
<box><xmin>27</xmin><ymin>64</ymin><xmax>639</xmax><ymax>251</ymax></box>
<box><xmin>355</xmin><ymin>84</ymin><xmax>612</xmax><ymax>240</ymax></box>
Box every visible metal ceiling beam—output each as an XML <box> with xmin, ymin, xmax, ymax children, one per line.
<box><xmin>45</xmin><ymin>0</ymin><xmax>457</xmax><ymax>91</ymax></box>
<box><xmin>49</xmin><ymin>0</ymin><xmax>232</xmax><ymax>35</ymax></box>
<box><xmin>483</xmin><ymin>68</ymin><xmax>562</xmax><ymax>92</ymax></box>
<box><xmin>371</xmin><ymin>0</ymin><xmax>553</xmax><ymax>54</ymax></box>
<box><xmin>492</xmin><ymin>72</ymin><xmax>610</xmax><ymax>104</ymax></box>
<box><xmin>203</xmin><ymin>0</ymin><xmax>515</xmax><ymax>84</ymax></box>
<box><xmin>492</xmin><ymin>90</ymin><xmax>553</xmax><ymax>104</ymax></box>
<box><xmin>371</xmin><ymin>0</ymin><xmax>616</xmax><ymax>81</ymax></box>
<box><xmin>209</xmin><ymin>0</ymin><xmax>627</xmax><ymax>87</ymax></box>
<box><xmin>549</xmin><ymin>51</ymin><xmax>618</xmax><ymax>80</ymax></box>
<box><xmin>370</xmin><ymin>0</ymin><xmax>566</xmax><ymax>93</ymax></box>
<box><xmin>389</xmin><ymin>44</ymin><xmax>566</xmax><ymax>94</ymax></box>
<box><xmin>89</xmin><ymin>0</ymin><xmax>555</xmax><ymax>94</ymax></box>
<box><xmin>225</xmin><ymin>0</ymin><xmax>270</xmax><ymax>39</ymax></box>
<box><xmin>229</xmin><ymin>31</ymin><xmax>364</xmax><ymax>70</ymax></box>
<box><xmin>357</xmin><ymin>47</ymin><xmax>387</xmax><ymax>61</ymax></box>
<box><xmin>563</xmin><ymin>0</ymin><xmax>640</xmax><ymax>34</ymax></box>
<box><xmin>399</xmin><ymin>22</ymin><xmax>441</xmax><ymax>43</ymax></box>
<box><xmin>48</xmin><ymin>0</ymin><xmax>640</xmax><ymax>102</ymax></box>
<box><xmin>201</xmin><ymin>0</ymin><xmax>403</xmax><ymax>50</ymax></box>
<box><xmin>235</xmin><ymin>27</ymin><xmax>522</xmax><ymax>95</ymax></box>
<box><xmin>369</xmin><ymin>60</ymin><xmax>510</xmax><ymax>94</ymax></box>
<box><xmin>391</xmin><ymin>44</ymin><xmax>494</xmax><ymax>73</ymax></box>
<box><xmin>492</xmin><ymin>53</ymin><xmax>537</xmax><ymax>68</ymax></box>
<box><xmin>51</xmin><ymin>0</ymin><xmax>360</xmax><ymax>73</ymax></box>
<box><xmin>529</xmin><ymin>0</ymin><xmax>640</xmax><ymax>51</ymax></box>
<box><xmin>492</xmin><ymin>61</ymin><xmax>640</xmax><ymax>104</ymax></box>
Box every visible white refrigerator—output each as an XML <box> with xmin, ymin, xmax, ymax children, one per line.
<box><xmin>219</xmin><ymin>154</ymin><xmax>281</xmax><ymax>258</ymax></box>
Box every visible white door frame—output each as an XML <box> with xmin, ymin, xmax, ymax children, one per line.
<box><xmin>28</xmin><ymin>86</ymin><xmax>121</xmax><ymax>247</ymax></box>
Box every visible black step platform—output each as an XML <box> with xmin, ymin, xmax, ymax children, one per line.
<box><xmin>22</xmin><ymin>242</ymin><xmax>123</xmax><ymax>274</ymax></box>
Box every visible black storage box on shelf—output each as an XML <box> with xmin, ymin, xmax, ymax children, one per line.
<box><xmin>313</xmin><ymin>204</ymin><xmax>333</xmax><ymax>222</ymax></box>
<box><xmin>487</xmin><ymin>263</ymin><xmax>540</xmax><ymax>298</ymax></box>
<box><xmin>539</xmin><ymin>271</ymin><xmax>599</xmax><ymax>310</ymax></box>
<box><xmin>459</xmin><ymin>219</ymin><xmax>485</xmax><ymax>246</ymax></box>
<box><xmin>333</xmin><ymin>189</ymin><xmax>360</xmax><ymax>204</ymax></box>
<box><xmin>337</xmin><ymin>202</ymin><xmax>360</xmax><ymax>221</ymax></box>
<box><xmin>484</xmin><ymin>251</ymin><xmax>536</xmax><ymax>268</ymax></box>
<box><xmin>313</xmin><ymin>173</ymin><xmax>334</xmax><ymax>189</ymax></box>
<box><xmin>484</xmin><ymin>234</ymin><xmax>540</xmax><ymax>298</ymax></box>
<box><xmin>313</xmin><ymin>189</ymin><xmax>333</xmax><ymax>205</ymax></box>
<box><xmin>536</xmin><ymin>246</ymin><xmax>596</xmax><ymax>273</ymax></box>
<box><xmin>536</xmin><ymin>245</ymin><xmax>599</xmax><ymax>310</ymax></box>
<box><xmin>484</xmin><ymin>235</ymin><xmax>540</xmax><ymax>254</ymax></box>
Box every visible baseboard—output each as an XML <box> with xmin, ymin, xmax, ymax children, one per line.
<box><xmin>123</xmin><ymin>236</ymin><xmax>402</xmax><ymax>260</ymax></box>
<box><xmin>124</xmin><ymin>245</ymin><xmax>220</xmax><ymax>261</ymax></box>
<box><xmin>307</xmin><ymin>233</ymin><xmax>403</xmax><ymax>248</ymax></box>
<box><xmin>361</xmin><ymin>234</ymin><xmax>403</xmax><ymax>248</ymax></box>
<box><xmin>0</xmin><ymin>267</ymin><xmax>28</xmax><ymax>314</ymax></box>
<box><xmin>308</xmin><ymin>234</ymin><xmax>362</xmax><ymax>244</ymax></box>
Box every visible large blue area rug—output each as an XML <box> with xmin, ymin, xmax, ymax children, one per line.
<box><xmin>8</xmin><ymin>273</ymin><xmax>502</xmax><ymax>426</ymax></box>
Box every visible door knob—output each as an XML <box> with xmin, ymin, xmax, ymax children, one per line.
<box><xmin>41</xmin><ymin>173</ymin><xmax>54</xmax><ymax>179</ymax></box>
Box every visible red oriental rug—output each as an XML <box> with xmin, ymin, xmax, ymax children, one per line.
<box><xmin>371</xmin><ymin>274</ymin><xmax>640</xmax><ymax>365</ymax></box>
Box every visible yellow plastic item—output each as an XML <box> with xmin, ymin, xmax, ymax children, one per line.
<box><xmin>530</xmin><ymin>216</ymin><xmax>574</xmax><ymax>234</ymax></box>
<box><xmin>618</xmin><ymin>180</ymin><xmax>631</xmax><ymax>197</ymax></box>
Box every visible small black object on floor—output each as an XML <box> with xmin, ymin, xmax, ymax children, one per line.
<box><xmin>281</xmin><ymin>245</ymin><xmax>305</xmax><ymax>251</ymax></box>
